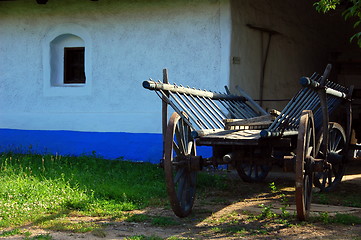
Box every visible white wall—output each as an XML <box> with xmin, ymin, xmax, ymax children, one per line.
<box><xmin>0</xmin><ymin>0</ymin><xmax>231</xmax><ymax>134</ymax></box>
<box><xmin>1</xmin><ymin>0</ymin><xmax>358</xmax><ymax>136</ymax></box>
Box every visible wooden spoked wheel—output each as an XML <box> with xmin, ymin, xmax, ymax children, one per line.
<box><xmin>236</xmin><ymin>162</ymin><xmax>271</xmax><ymax>183</ymax></box>
<box><xmin>164</xmin><ymin>112</ymin><xmax>197</xmax><ymax>218</ymax></box>
<box><xmin>295</xmin><ymin>110</ymin><xmax>316</xmax><ymax>221</ymax></box>
<box><xmin>314</xmin><ymin>122</ymin><xmax>346</xmax><ymax>192</ymax></box>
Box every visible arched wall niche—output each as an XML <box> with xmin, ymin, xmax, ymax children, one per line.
<box><xmin>42</xmin><ymin>24</ymin><xmax>92</xmax><ymax>96</ymax></box>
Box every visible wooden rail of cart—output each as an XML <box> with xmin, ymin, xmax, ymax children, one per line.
<box><xmin>142</xmin><ymin>64</ymin><xmax>354</xmax><ymax>221</ymax></box>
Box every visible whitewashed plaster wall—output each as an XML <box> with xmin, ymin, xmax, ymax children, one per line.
<box><xmin>229</xmin><ymin>0</ymin><xmax>358</xmax><ymax>111</ymax></box>
<box><xmin>0</xmin><ymin>0</ymin><xmax>231</xmax><ymax>134</ymax></box>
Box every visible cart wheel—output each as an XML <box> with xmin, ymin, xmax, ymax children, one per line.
<box><xmin>314</xmin><ymin>122</ymin><xmax>346</xmax><ymax>192</ymax></box>
<box><xmin>295</xmin><ymin>110</ymin><xmax>315</xmax><ymax>221</ymax></box>
<box><xmin>236</xmin><ymin>163</ymin><xmax>271</xmax><ymax>183</ymax></box>
<box><xmin>164</xmin><ymin>112</ymin><xmax>197</xmax><ymax>218</ymax></box>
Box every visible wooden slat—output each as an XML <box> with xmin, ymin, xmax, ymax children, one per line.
<box><xmin>197</xmin><ymin>129</ymin><xmax>292</xmax><ymax>147</ymax></box>
<box><xmin>223</xmin><ymin>115</ymin><xmax>274</xmax><ymax>126</ymax></box>
<box><xmin>197</xmin><ymin>129</ymin><xmax>261</xmax><ymax>146</ymax></box>
<box><xmin>200</xmin><ymin>129</ymin><xmax>262</xmax><ymax>140</ymax></box>
<box><xmin>225</xmin><ymin>124</ymin><xmax>271</xmax><ymax>131</ymax></box>
<box><xmin>223</xmin><ymin>115</ymin><xmax>275</xmax><ymax>130</ymax></box>
<box><xmin>143</xmin><ymin>80</ymin><xmax>245</xmax><ymax>101</ymax></box>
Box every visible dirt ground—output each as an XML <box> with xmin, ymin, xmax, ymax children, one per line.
<box><xmin>3</xmin><ymin>160</ymin><xmax>361</xmax><ymax>240</ymax></box>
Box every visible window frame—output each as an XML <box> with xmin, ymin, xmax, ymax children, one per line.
<box><xmin>63</xmin><ymin>47</ymin><xmax>86</xmax><ymax>84</ymax></box>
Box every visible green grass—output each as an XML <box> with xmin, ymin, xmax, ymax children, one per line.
<box><xmin>210</xmin><ymin>226</ymin><xmax>248</xmax><ymax>235</ymax></box>
<box><xmin>314</xmin><ymin>192</ymin><xmax>361</xmax><ymax>208</ymax></box>
<box><xmin>151</xmin><ymin>216</ymin><xmax>179</xmax><ymax>227</ymax></box>
<box><xmin>0</xmin><ymin>228</ymin><xmax>22</xmax><ymax>237</ymax></box>
<box><xmin>0</xmin><ymin>153</ymin><xmax>167</xmax><ymax>229</ymax></box>
<box><xmin>312</xmin><ymin>212</ymin><xmax>361</xmax><ymax>225</ymax></box>
<box><xmin>124</xmin><ymin>235</ymin><xmax>163</xmax><ymax>240</ymax></box>
<box><xmin>3</xmin><ymin>153</ymin><xmax>360</xmax><ymax>239</ymax></box>
<box><xmin>125</xmin><ymin>213</ymin><xmax>152</xmax><ymax>223</ymax></box>
<box><xmin>0</xmin><ymin>153</ymin><xmax>232</xmax><ymax>237</ymax></box>
<box><xmin>125</xmin><ymin>214</ymin><xmax>179</xmax><ymax>227</ymax></box>
<box><xmin>24</xmin><ymin>234</ymin><xmax>54</xmax><ymax>240</ymax></box>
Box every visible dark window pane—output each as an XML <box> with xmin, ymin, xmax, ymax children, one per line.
<box><xmin>64</xmin><ymin>47</ymin><xmax>85</xmax><ymax>84</ymax></box>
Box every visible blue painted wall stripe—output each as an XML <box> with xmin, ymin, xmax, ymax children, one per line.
<box><xmin>0</xmin><ymin>129</ymin><xmax>212</xmax><ymax>164</ymax></box>
<box><xmin>0</xmin><ymin>129</ymin><xmax>163</xmax><ymax>163</ymax></box>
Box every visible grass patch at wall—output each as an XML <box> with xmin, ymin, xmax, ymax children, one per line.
<box><xmin>0</xmin><ymin>153</ymin><xmax>168</xmax><ymax>228</ymax></box>
<box><xmin>0</xmin><ymin>153</ymin><xmax>231</xmax><ymax>233</ymax></box>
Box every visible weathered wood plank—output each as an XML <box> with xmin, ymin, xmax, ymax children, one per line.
<box><xmin>223</xmin><ymin>115</ymin><xmax>273</xmax><ymax>126</ymax></box>
<box><xmin>196</xmin><ymin>129</ymin><xmax>261</xmax><ymax>146</ymax></box>
<box><xmin>223</xmin><ymin>115</ymin><xmax>274</xmax><ymax>130</ymax></box>
<box><xmin>143</xmin><ymin>80</ymin><xmax>246</xmax><ymax>101</ymax></box>
<box><xmin>162</xmin><ymin>69</ymin><xmax>169</xmax><ymax>144</ymax></box>
<box><xmin>200</xmin><ymin>129</ymin><xmax>262</xmax><ymax>140</ymax></box>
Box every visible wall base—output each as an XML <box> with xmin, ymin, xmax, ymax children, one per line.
<box><xmin>0</xmin><ymin>129</ymin><xmax>212</xmax><ymax>164</ymax></box>
<box><xmin>0</xmin><ymin>129</ymin><xmax>163</xmax><ymax>163</ymax></box>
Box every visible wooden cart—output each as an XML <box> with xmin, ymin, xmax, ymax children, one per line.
<box><xmin>143</xmin><ymin>64</ymin><xmax>354</xmax><ymax>220</ymax></box>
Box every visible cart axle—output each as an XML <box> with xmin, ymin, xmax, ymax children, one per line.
<box><xmin>283</xmin><ymin>155</ymin><xmax>332</xmax><ymax>172</ymax></box>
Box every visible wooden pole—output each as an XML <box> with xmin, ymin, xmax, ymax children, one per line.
<box><xmin>162</xmin><ymin>69</ymin><xmax>169</xmax><ymax>158</ymax></box>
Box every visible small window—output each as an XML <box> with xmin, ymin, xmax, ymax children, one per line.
<box><xmin>64</xmin><ymin>47</ymin><xmax>85</xmax><ymax>84</ymax></box>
